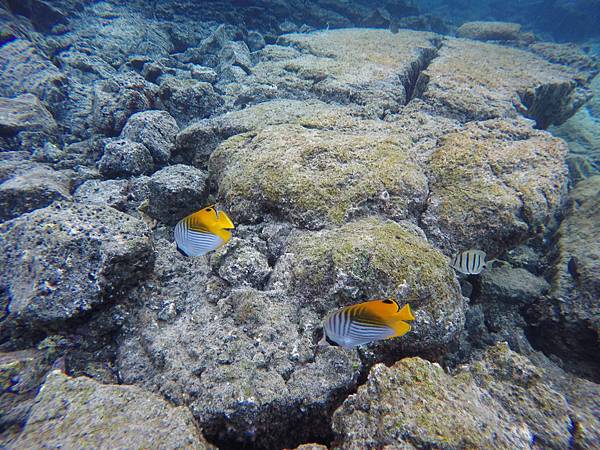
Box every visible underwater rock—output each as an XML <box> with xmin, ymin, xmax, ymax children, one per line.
<box><xmin>250</xmin><ymin>29</ymin><xmax>441</xmax><ymax>117</ymax></box>
<box><xmin>246</xmin><ymin>30</ymin><xmax>266</xmax><ymax>52</ymax></box>
<box><xmin>270</xmin><ymin>218</ymin><xmax>464</xmax><ymax>353</ymax></box>
<box><xmin>120</xmin><ymin>110</ymin><xmax>179</xmax><ymax>165</ymax></box>
<box><xmin>0</xmin><ymin>94</ymin><xmax>58</xmax><ymax>150</ymax></box>
<box><xmin>91</xmin><ymin>74</ymin><xmax>156</xmax><ymax>136</ymax></box>
<box><xmin>528</xmin><ymin>43</ymin><xmax>599</xmax><ymax>75</ymax></box>
<box><xmin>190</xmin><ymin>65</ymin><xmax>218</xmax><ymax>83</ymax></box>
<box><xmin>219</xmin><ymin>41</ymin><xmax>253</xmax><ymax>74</ymax></box>
<box><xmin>421</xmin><ymin>119</ymin><xmax>567</xmax><ymax>256</ymax></box>
<box><xmin>210</xmin><ymin>121</ymin><xmax>427</xmax><ymax>228</ymax></box>
<box><xmin>5</xmin><ymin>0</ymin><xmax>68</xmax><ymax>33</ymax></box>
<box><xmin>158</xmin><ymin>77</ymin><xmax>223</xmax><ymax>125</ymax></box>
<box><xmin>333</xmin><ymin>343</ymin><xmax>576</xmax><ymax>449</ymax></box>
<box><xmin>0</xmin><ymin>166</ymin><xmax>71</xmax><ymax>221</ymax></box>
<box><xmin>480</xmin><ymin>266</ymin><xmax>550</xmax><ymax>305</ymax></box>
<box><xmin>143</xmin><ymin>164</ymin><xmax>208</xmax><ymax>224</ymax></box>
<box><xmin>0</xmin><ymin>203</ymin><xmax>154</xmax><ymax>338</ymax></box>
<box><xmin>117</xmin><ymin>250</ymin><xmax>361</xmax><ymax>449</ymax></box>
<box><xmin>12</xmin><ymin>370</ymin><xmax>213</xmax><ymax>449</ymax></box>
<box><xmin>421</xmin><ymin>38</ymin><xmax>589</xmax><ymax>128</ymax></box>
<box><xmin>0</xmin><ymin>39</ymin><xmax>66</xmax><ymax>111</ymax></box>
<box><xmin>456</xmin><ymin>21</ymin><xmax>525</xmax><ymax>41</ymax></box>
<box><xmin>73</xmin><ymin>179</ymin><xmax>130</xmax><ymax>212</ymax></box>
<box><xmin>98</xmin><ymin>139</ymin><xmax>154</xmax><ymax>178</ymax></box>
<box><xmin>211</xmin><ymin>238</ymin><xmax>272</xmax><ymax>288</ymax></box>
<box><xmin>528</xmin><ymin>175</ymin><xmax>600</xmax><ymax>381</ymax></box>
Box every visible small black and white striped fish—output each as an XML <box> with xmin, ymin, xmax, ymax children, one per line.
<box><xmin>323</xmin><ymin>299</ymin><xmax>415</xmax><ymax>348</ymax></box>
<box><xmin>450</xmin><ymin>249</ymin><xmax>487</xmax><ymax>275</ymax></box>
<box><xmin>174</xmin><ymin>206</ymin><xmax>234</xmax><ymax>257</ymax></box>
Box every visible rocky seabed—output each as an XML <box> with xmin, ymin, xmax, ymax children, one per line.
<box><xmin>0</xmin><ymin>1</ymin><xmax>599</xmax><ymax>449</ymax></box>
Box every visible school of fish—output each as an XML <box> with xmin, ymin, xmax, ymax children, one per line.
<box><xmin>174</xmin><ymin>205</ymin><xmax>494</xmax><ymax>347</ymax></box>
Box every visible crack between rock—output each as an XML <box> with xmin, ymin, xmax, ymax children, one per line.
<box><xmin>402</xmin><ymin>37</ymin><xmax>444</xmax><ymax>106</ymax></box>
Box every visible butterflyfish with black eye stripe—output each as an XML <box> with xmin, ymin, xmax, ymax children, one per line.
<box><xmin>450</xmin><ymin>249</ymin><xmax>487</xmax><ymax>275</ymax></box>
<box><xmin>323</xmin><ymin>299</ymin><xmax>415</xmax><ymax>348</ymax></box>
<box><xmin>174</xmin><ymin>205</ymin><xmax>235</xmax><ymax>257</ymax></box>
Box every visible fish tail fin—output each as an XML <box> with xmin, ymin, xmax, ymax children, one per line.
<box><xmin>386</xmin><ymin>317</ymin><xmax>411</xmax><ymax>338</ymax></box>
<box><xmin>397</xmin><ymin>303</ymin><xmax>415</xmax><ymax>321</ymax></box>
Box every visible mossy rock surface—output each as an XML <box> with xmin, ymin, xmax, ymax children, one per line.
<box><xmin>12</xmin><ymin>370</ymin><xmax>213</xmax><ymax>449</ymax></box>
<box><xmin>332</xmin><ymin>343</ymin><xmax>574</xmax><ymax>449</ymax></box>
<box><xmin>422</xmin><ymin>118</ymin><xmax>567</xmax><ymax>256</ymax></box>
<box><xmin>270</xmin><ymin>217</ymin><xmax>464</xmax><ymax>351</ymax></box>
<box><xmin>210</xmin><ymin>123</ymin><xmax>427</xmax><ymax>229</ymax></box>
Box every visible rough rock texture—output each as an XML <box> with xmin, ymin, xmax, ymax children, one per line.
<box><xmin>120</xmin><ymin>110</ymin><xmax>179</xmax><ymax>165</ymax></box>
<box><xmin>0</xmin><ymin>166</ymin><xmax>71</xmax><ymax>221</ymax></box>
<box><xmin>528</xmin><ymin>176</ymin><xmax>600</xmax><ymax>381</ymax></box>
<box><xmin>98</xmin><ymin>139</ymin><xmax>153</xmax><ymax>178</ymax></box>
<box><xmin>422</xmin><ymin>119</ymin><xmax>568</xmax><ymax>256</ymax></box>
<box><xmin>270</xmin><ymin>218</ymin><xmax>465</xmax><ymax>352</ymax></box>
<box><xmin>0</xmin><ymin>39</ymin><xmax>66</xmax><ymax>109</ymax></box>
<box><xmin>73</xmin><ymin>179</ymin><xmax>130</xmax><ymax>212</ymax></box>
<box><xmin>421</xmin><ymin>38</ymin><xmax>588</xmax><ymax>128</ymax></box>
<box><xmin>210</xmin><ymin>121</ymin><xmax>427</xmax><ymax>229</ymax></box>
<box><xmin>158</xmin><ymin>77</ymin><xmax>223</xmax><ymax>125</ymax></box>
<box><xmin>0</xmin><ymin>94</ymin><xmax>57</xmax><ymax>151</ymax></box>
<box><xmin>333</xmin><ymin>343</ymin><xmax>587</xmax><ymax>449</ymax></box>
<box><xmin>480</xmin><ymin>266</ymin><xmax>550</xmax><ymax>305</ymax></box>
<box><xmin>456</xmin><ymin>21</ymin><xmax>524</xmax><ymax>41</ymax></box>
<box><xmin>249</xmin><ymin>29</ymin><xmax>441</xmax><ymax>117</ymax></box>
<box><xmin>12</xmin><ymin>370</ymin><xmax>213</xmax><ymax>449</ymax></box>
<box><xmin>143</xmin><ymin>164</ymin><xmax>208</xmax><ymax>224</ymax></box>
<box><xmin>0</xmin><ymin>203</ymin><xmax>154</xmax><ymax>337</ymax></box>
<box><xmin>117</xmin><ymin>238</ymin><xmax>362</xmax><ymax>449</ymax></box>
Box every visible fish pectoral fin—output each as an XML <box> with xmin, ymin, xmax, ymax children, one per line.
<box><xmin>396</xmin><ymin>303</ymin><xmax>415</xmax><ymax>321</ymax></box>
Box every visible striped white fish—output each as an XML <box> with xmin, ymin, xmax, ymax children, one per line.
<box><xmin>450</xmin><ymin>249</ymin><xmax>487</xmax><ymax>275</ymax></box>
<box><xmin>174</xmin><ymin>205</ymin><xmax>234</xmax><ymax>257</ymax></box>
<box><xmin>323</xmin><ymin>299</ymin><xmax>415</xmax><ymax>348</ymax></box>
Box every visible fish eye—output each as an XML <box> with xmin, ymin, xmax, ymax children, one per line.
<box><xmin>382</xmin><ymin>299</ymin><xmax>394</xmax><ymax>304</ymax></box>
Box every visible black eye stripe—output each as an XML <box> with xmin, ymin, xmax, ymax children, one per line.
<box><xmin>382</xmin><ymin>299</ymin><xmax>393</xmax><ymax>304</ymax></box>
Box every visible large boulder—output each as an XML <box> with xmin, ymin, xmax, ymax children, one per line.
<box><xmin>250</xmin><ymin>29</ymin><xmax>441</xmax><ymax>117</ymax></box>
<box><xmin>158</xmin><ymin>77</ymin><xmax>223</xmax><ymax>125</ymax></box>
<box><xmin>12</xmin><ymin>370</ymin><xmax>213</xmax><ymax>449</ymax></box>
<box><xmin>456</xmin><ymin>21</ymin><xmax>525</xmax><ymax>41</ymax></box>
<box><xmin>143</xmin><ymin>164</ymin><xmax>208</xmax><ymax>224</ymax></box>
<box><xmin>0</xmin><ymin>94</ymin><xmax>58</xmax><ymax>151</ymax></box>
<box><xmin>527</xmin><ymin>176</ymin><xmax>600</xmax><ymax>380</ymax></box>
<box><xmin>98</xmin><ymin>139</ymin><xmax>154</xmax><ymax>178</ymax></box>
<box><xmin>421</xmin><ymin>38</ymin><xmax>589</xmax><ymax>128</ymax></box>
<box><xmin>421</xmin><ymin>119</ymin><xmax>568</xmax><ymax>256</ymax></box>
<box><xmin>209</xmin><ymin>121</ymin><xmax>427</xmax><ymax>229</ymax></box>
<box><xmin>120</xmin><ymin>110</ymin><xmax>179</xmax><ymax>165</ymax></box>
<box><xmin>332</xmin><ymin>344</ymin><xmax>581</xmax><ymax>449</ymax></box>
<box><xmin>270</xmin><ymin>218</ymin><xmax>465</xmax><ymax>353</ymax></box>
<box><xmin>0</xmin><ymin>203</ymin><xmax>154</xmax><ymax>337</ymax></box>
<box><xmin>0</xmin><ymin>39</ymin><xmax>66</xmax><ymax>109</ymax></box>
<box><xmin>117</xmin><ymin>239</ymin><xmax>361</xmax><ymax>449</ymax></box>
<box><xmin>0</xmin><ymin>166</ymin><xmax>71</xmax><ymax>221</ymax></box>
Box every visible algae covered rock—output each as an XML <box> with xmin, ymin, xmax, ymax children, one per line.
<box><xmin>456</xmin><ymin>21</ymin><xmax>525</xmax><ymax>41</ymax></box>
<box><xmin>422</xmin><ymin>119</ymin><xmax>567</xmax><ymax>255</ymax></box>
<box><xmin>98</xmin><ymin>139</ymin><xmax>154</xmax><ymax>178</ymax></box>
<box><xmin>251</xmin><ymin>28</ymin><xmax>440</xmax><ymax>117</ymax></box>
<box><xmin>210</xmin><ymin>122</ymin><xmax>427</xmax><ymax>229</ymax></box>
<box><xmin>421</xmin><ymin>38</ymin><xmax>588</xmax><ymax>127</ymax></box>
<box><xmin>270</xmin><ymin>218</ymin><xmax>464</xmax><ymax>352</ymax></box>
<box><xmin>0</xmin><ymin>203</ymin><xmax>154</xmax><ymax>337</ymax></box>
<box><xmin>528</xmin><ymin>175</ymin><xmax>600</xmax><ymax>380</ymax></box>
<box><xmin>332</xmin><ymin>343</ymin><xmax>574</xmax><ymax>449</ymax></box>
<box><xmin>12</xmin><ymin>370</ymin><xmax>213</xmax><ymax>449</ymax></box>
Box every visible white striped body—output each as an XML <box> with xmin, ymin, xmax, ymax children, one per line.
<box><xmin>174</xmin><ymin>217</ymin><xmax>225</xmax><ymax>257</ymax></box>
<box><xmin>451</xmin><ymin>249</ymin><xmax>487</xmax><ymax>275</ymax></box>
<box><xmin>324</xmin><ymin>308</ymin><xmax>396</xmax><ymax>347</ymax></box>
